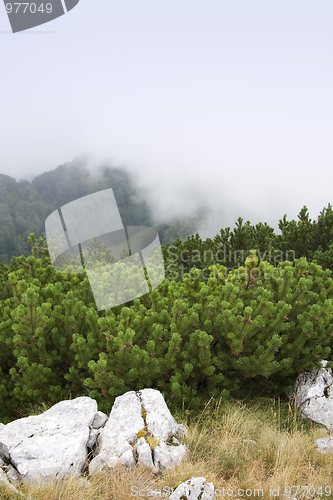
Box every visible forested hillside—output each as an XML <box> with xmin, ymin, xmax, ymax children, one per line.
<box><xmin>0</xmin><ymin>159</ymin><xmax>206</xmax><ymax>265</ymax></box>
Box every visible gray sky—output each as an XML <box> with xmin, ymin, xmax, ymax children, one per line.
<box><xmin>1</xmin><ymin>1</ymin><xmax>333</xmax><ymax>240</ymax></box>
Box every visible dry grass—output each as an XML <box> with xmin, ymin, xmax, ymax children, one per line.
<box><xmin>1</xmin><ymin>390</ymin><xmax>333</xmax><ymax>500</ymax></box>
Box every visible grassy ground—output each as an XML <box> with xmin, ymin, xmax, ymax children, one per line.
<box><xmin>1</xmin><ymin>385</ymin><xmax>333</xmax><ymax>500</ymax></box>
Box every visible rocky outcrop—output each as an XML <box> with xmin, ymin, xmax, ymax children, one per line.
<box><xmin>0</xmin><ymin>396</ymin><xmax>99</xmax><ymax>484</ymax></box>
<box><xmin>1</xmin><ymin>362</ymin><xmax>333</xmax><ymax>497</ymax></box>
<box><xmin>0</xmin><ymin>388</ymin><xmax>188</xmax><ymax>493</ymax></box>
<box><xmin>89</xmin><ymin>388</ymin><xmax>188</xmax><ymax>475</ymax></box>
<box><xmin>289</xmin><ymin>359</ymin><xmax>333</xmax><ymax>454</ymax></box>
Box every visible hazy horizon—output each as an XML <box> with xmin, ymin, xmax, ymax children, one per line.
<box><xmin>2</xmin><ymin>1</ymin><xmax>333</xmax><ymax>240</ymax></box>
<box><xmin>4</xmin><ymin>154</ymin><xmax>331</xmax><ymax>243</ymax></box>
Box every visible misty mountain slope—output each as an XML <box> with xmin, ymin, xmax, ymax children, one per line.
<box><xmin>0</xmin><ymin>158</ymin><xmax>203</xmax><ymax>265</ymax></box>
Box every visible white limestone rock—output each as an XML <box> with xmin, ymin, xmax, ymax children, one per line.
<box><xmin>153</xmin><ymin>440</ymin><xmax>187</xmax><ymax>472</ymax></box>
<box><xmin>0</xmin><ymin>396</ymin><xmax>98</xmax><ymax>483</ymax></box>
<box><xmin>289</xmin><ymin>360</ymin><xmax>333</xmax><ymax>431</ymax></box>
<box><xmin>315</xmin><ymin>436</ymin><xmax>333</xmax><ymax>454</ymax></box>
<box><xmin>135</xmin><ymin>437</ymin><xmax>155</xmax><ymax>469</ymax></box>
<box><xmin>0</xmin><ymin>466</ymin><xmax>19</xmax><ymax>495</ymax></box>
<box><xmin>89</xmin><ymin>388</ymin><xmax>188</xmax><ymax>475</ymax></box>
<box><xmin>86</xmin><ymin>410</ymin><xmax>108</xmax><ymax>448</ymax></box>
<box><xmin>3</xmin><ymin>462</ymin><xmax>21</xmax><ymax>487</ymax></box>
<box><xmin>169</xmin><ymin>477</ymin><xmax>215</xmax><ymax>500</ymax></box>
<box><xmin>87</xmin><ymin>427</ymin><xmax>100</xmax><ymax>448</ymax></box>
<box><xmin>91</xmin><ymin>411</ymin><xmax>108</xmax><ymax>429</ymax></box>
<box><xmin>139</xmin><ymin>388</ymin><xmax>188</xmax><ymax>442</ymax></box>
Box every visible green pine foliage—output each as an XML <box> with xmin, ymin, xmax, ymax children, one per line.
<box><xmin>2</xmin><ymin>203</ymin><xmax>333</xmax><ymax>424</ymax></box>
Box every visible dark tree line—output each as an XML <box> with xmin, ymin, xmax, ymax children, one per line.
<box><xmin>0</xmin><ymin>158</ymin><xmax>204</xmax><ymax>265</ymax></box>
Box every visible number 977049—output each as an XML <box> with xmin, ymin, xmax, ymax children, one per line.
<box><xmin>5</xmin><ymin>3</ymin><xmax>53</xmax><ymax>14</ymax></box>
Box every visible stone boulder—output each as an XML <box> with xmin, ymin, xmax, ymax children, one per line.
<box><xmin>289</xmin><ymin>360</ymin><xmax>333</xmax><ymax>429</ymax></box>
<box><xmin>0</xmin><ymin>388</ymin><xmax>188</xmax><ymax>492</ymax></box>
<box><xmin>119</xmin><ymin>476</ymin><xmax>215</xmax><ymax>500</ymax></box>
<box><xmin>89</xmin><ymin>388</ymin><xmax>188</xmax><ymax>475</ymax></box>
<box><xmin>169</xmin><ymin>477</ymin><xmax>215</xmax><ymax>500</ymax></box>
<box><xmin>289</xmin><ymin>359</ymin><xmax>333</xmax><ymax>454</ymax></box>
<box><xmin>0</xmin><ymin>396</ymin><xmax>99</xmax><ymax>484</ymax></box>
<box><xmin>0</xmin><ymin>457</ymin><xmax>21</xmax><ymax>495</ymax></box>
